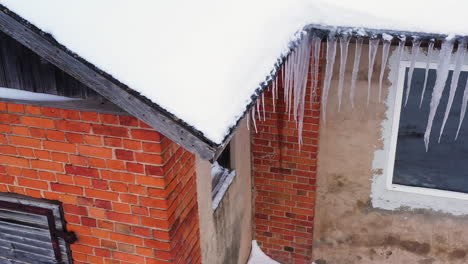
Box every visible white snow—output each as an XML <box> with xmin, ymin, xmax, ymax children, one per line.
<box><xmin>247</xmin><ymin>240</ymin><xmax>280</xmax><ymax>264</ymax></box>
<box><xmin>0</xmin><ymin>87</ymin><xmax>78</xmax><ymax>101</ymax></box>
<box><xmin>3</xmin><ymin>0</ymin><xmax>468</xmax><ymax>144</ymax></box>
<box><xmin>210</xmin><ymin>161</ymin><xmax>236</xmax><ymax>210</ymax></box>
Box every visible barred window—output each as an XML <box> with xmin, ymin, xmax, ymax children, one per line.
<box><xmin>0</xmin><ymin>193</ymin><xmax>76</xmax><ymax>264</ymax></box>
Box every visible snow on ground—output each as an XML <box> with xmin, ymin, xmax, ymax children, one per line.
<box><xmin>0</xmin><ymin>87</ymin><xmax>78</xmax><ymax>101</ymax></box>
<box><xmin>247</xmin><ymin>240</ymin><xmax>280</xmax><ymax>264</ymax></box>
<box><xmin>2</xmin><ymin>0</ymin><xmax>467</xmax><ymax>144</ymax></box>
<box><xmin>248</xmin><ymin>240</ymin><xmax>317</xmax><ymax>264</ymax></box>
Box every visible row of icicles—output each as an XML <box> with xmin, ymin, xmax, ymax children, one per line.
<box><xmin>247</xmin><ymin>30</ymin><xmax>467</xmax><ymax>151</ymax></box>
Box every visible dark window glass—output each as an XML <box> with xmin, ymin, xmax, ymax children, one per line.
<box><xmin>393</xmin><ymin>67</ymin><xmax>468</xmax><ymax>193</ymax></box>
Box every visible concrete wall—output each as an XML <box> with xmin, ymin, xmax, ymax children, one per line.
<box><xmin>196</xmin><ymin>118</ymin><xmax>252</xmax><ymax>264</ymax></box>
<box><xmin>313</xmin><ymin>44</ymin><xmax>468</xmax><ymax>264</ymax></box>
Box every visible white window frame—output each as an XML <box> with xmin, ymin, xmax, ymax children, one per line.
<box><xmin>372</xmin><ymin>48</ymin><xmax>468</xmax><ymax>215</ymax></box>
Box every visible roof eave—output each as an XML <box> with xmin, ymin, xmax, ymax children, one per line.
<box><xmin>0</xmin><ymin>5</ymin><xmax>220</xmax><ymax>160</ymax></box>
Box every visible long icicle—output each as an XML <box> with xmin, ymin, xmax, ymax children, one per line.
<box><xmin>350</xmin><ymin>37</ymin><xmax>363</xmax><ymax>108</ymax></box>
<box><xmin>272</xmin><ymin>73</ymin><xmax>276</xmax><ymax>113</ymax></box>
<box><xmin>262</xmin><ymin>92</ymin><xmax>266</xmax><ymax>121</ymax></box>
<box><xmin>424</xmin><ymin>37</ymin><xmax>454</xmax><ymax>150</ymax></box>
<box><xmin>457</xmin><ymin>80</ymin><xmax>468</xmax><ymax>140</ymax></box>
<box><xmin>378</xmin><ymin>34</ymin><xmax>393</xmax><ymax>102</ymax></box>
<box><xmin>246</xmin><ymin>111</ymin><xmax>250</xmax><ymax>131</ymax></box>
<box><xmin>321</xmin><ymin>33</ymin><xmax>337</xmax><ymax>123</ymax></box>
<box><xmin>311</xmin><ymin>34</ymin><xmax>322</xmax><ymax>103</ymax></box>
<box><xmin>439</xmin><ymin>40</ymin><xmax>466</xmax><ymax>142</ymax></box>
<box><xmin>256</xmin><ymin>97</ymin><xmax>261</xmax><ymax>121</ymax></box>
<box><xmin>367</xmin><ymin>37</ymin><xmax>380</xmax><ymax>105</ymax></box>
<box><xmin>337</xmin><ymin>33</ymin><xmax>350</xmax><ymax>111</ymax></box>
<box><xmin>251</xmin><ymin>107</ymin><xmax>257</xmax><ymax>133</ymax></box>
<box><xmin>404</xmin><ymin>37</ymin><xmax>421</xmax><ymax>106</ymax></box>
<box><xmin>420</xmin><ymin>40</ymin><xmax>435</xmax><ymax>108</ymax></box>
<box><xmin>392</xmin><ymin>36</ymin><xmax>406</xmax><ymax>96</ymax></box>
<box><xmin>298</xmin><ymin>35</ymin><xmax>312</xmax><ymax>145</ymax></box>
<box><xmin>293</xmin><ymin>36</ymin><xmax>306</xmax><ymax>122</ymax></box>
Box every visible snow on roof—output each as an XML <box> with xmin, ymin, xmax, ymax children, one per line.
<box><xmin>0</xmin><ymin>87</ymin><xmax>78</xmax><ymax>102</ymax></box>
<box><xmin>1</xmin><ymin>0</ymin><xmax>466</xmax><ymax>144</ymax></box>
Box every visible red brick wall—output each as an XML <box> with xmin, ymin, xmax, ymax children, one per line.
<box><xmin>252</xmin><ymin>59</ymin><xmax>322</xmax><ymax>263</ymax></box>
<box><xmin>0</xmin><ymin>102</ymin><xmax>200</xmax><ymax>264</ymax></box>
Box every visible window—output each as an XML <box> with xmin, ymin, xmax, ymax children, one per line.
<box><xmin>0</xmin><ymin>193</ymin><xmax>76</xmax><ymax>264</ymax></box>
<box><xmin>392</xmin><ymin>66</ymin><xmax>468</xmax><ymax>194</ymax></box>
<box><xmin>373</xmin><ymin>48</ymin><xmax>468</xmax><ymax>215</ymax></box>
<box><xmin>211</xmin><ymin>143</ymin><xmax>236</xmax><ymax>210</ymax></box>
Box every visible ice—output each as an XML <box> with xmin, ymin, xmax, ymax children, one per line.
<box><xmin>378</xmin><ymin>34</ymin><xmax>393</xmax><ymax>102</ymax></box>
<box><xmin>439</xmin><ymin>41</ymin><xmax>466</xmax><ymax>141</ymax></box>
<box><xmin>297</xmin><ymin>36</ymin><xmax>312</xmax><ymax>145</ymax></box>
<box><xmin>321</xmin><ymin>33</ymin><xmax>337</xmax><ymax>123</ymax></box>
<box><xmin>272</xmin><ymin>76</ymin><xmax>276</xmax><ymax>112</ymax></box>
<box><xmin>246</xmin><ymin>111</ymin><xmax>250</xmax><ymax>131</ymax></box>
<box><xmin>424</xmin><ymin>38</ymin><xmax>454</xmax><ymax>150</ymax></box>
<box><xmin>367</xmin><ymin>37</ymin><xmax>380</xmax><ymax>105</ymax></box>
<box><xmin>256</xmin><ymin>98</ymin><xmax>262</xmax><ymax>121</ymax></box>
<box><xmin>392</xmin><ymin>36</ymin><xmax>406</xmax><ymax>96</ymax></box>
<box><xmin>337</xmin><ymin>33</ymin><xmax>350</xmax><ymax>110</ymax></box>
<box><xmin>404</xmin><ymin>37</ymin><xmax>421</xmax><ymax>106</ymax></box>
<box><xmin>262</xmin><ymin>92</ymin><xmax>266</xmax><ymax>121</ymax></box>
<box><xmin>420</xmin><ymin>40</ymin><xmax>435</xmax><ymax>108</ymax></box>
<box><xmin>457</xmin><ymin>80</ymin><xmax>468</xmax><ymax>139</ymax></box>
<box><xmin>251</xmin><ymin>107</ymin><xmax>258</xmax><ymax>133</ymax></box>
<box><xmin>311</xmin><ymin>34</ymin><xmax>322</xmax><ymax>103</ymax></box>
<box><xmin>350</xmin><ymin>38</ymin><xmax>363</xmax><ymax>108</ymax></box>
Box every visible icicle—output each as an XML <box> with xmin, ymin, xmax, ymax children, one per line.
<box><xmin>457</xmin><ymin>80</ymin><xmax>468</xmax><ymax>139</ymax></box>
<box><xmin>379</xmin><ymin>34</ymin><xmax>393</xmax><ymax>102</ymax></box>
<box><xmin>297</xmin><ymin>35</ymin><xmax>312</xmax><ymax>145</ymax></box>
<box><xmin>420</xmin><ymin>40</ymin><xmax>435</xmax><ymax>108</ymax></box>
<box><xmin>246</xmin><ymin>111</ymin><xmax>250</xmax><ymax>131</ymax></box>
<box><xmin>262</xmin><ymin>92</ymin><xmax>266</xmax><ymax>121</ymax></box>
<box><xmin>424</xmin><ymin>37</ymin><xmax>454</xmax><ymax>150</ymax></box>
<box><xmin>321</xmin><ymin>33</ymin><xmax>337</xmax><ymax>123</ymax></box>
<box><xmin>367</xmin><ymin>37</ymin><xmax>380</xmax><ymax>105</ymax></box>
<box><xmin>293</xmin><ymin>40</ymin><xmax>303</xmax><ymax>122</ymax></box>
<box><xmin>311</xmin><ymin>34</ymin><xmax>322</xmax><ymax>102</ymax></box>
<box><xmin>350</xmin><ymin>37</ymin><xmax>363</xmax><ymax>108</ymax></box>
<box><xmin>275</xmin><ymin>73</ymin><xmax>279</xmax><ymax>100</ymax></box>
<box><xmin>439</xmin><ymin>40</ymin><xmax>466</xmax><ymax>142</ymax></box>
<box><xmin>256</xmin><ymin>97</ymin><xmax>261</xmax><ymax>121</ymax></box>
<box><xmin>394</xmin><ymin>36</ymin><xmax>406</xmax><ymax>85</ymax></box>
<box><xmin>272</xmin><ymin>76</ymin><xmax>276</xmax><ymax>113</ymax></box>
<box><xmin>251</xmin><ymin>107</ymin><xmax>258</xmax><ymax>133</ymax></box>
<box><xmin>288</xmin><ymin>48</ymin><xmax>298</xmax><ymax>120</ymax></box>
<box><xmin>404</xmin><ymin>37</ymin><xmax>421</xmax><ymax>106</ymax></box>
<box><xmin>337</xmin><ymin>33</ymin><xmax>350</xmax><ymax>110</ymax></box>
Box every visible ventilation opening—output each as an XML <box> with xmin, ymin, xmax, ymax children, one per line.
<box><xmin>0</xmin><ymin>193</ymin><xmax>76</xmax><ymax>264</ymax></box>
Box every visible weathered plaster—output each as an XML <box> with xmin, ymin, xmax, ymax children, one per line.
<box><xmin>196</xmin><ymin>118</ymin><xmax>252</xmax><ymax>264</ymax></box>
<box><xmin>313</xmin><ymin>44</ymin><xmax>468</xmax><ymax>264</ymax></box>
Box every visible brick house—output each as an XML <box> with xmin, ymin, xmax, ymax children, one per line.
<box><xmin>0</xmin><ymin>2</ymin><xmax>322</xmax><ymax>263</ymax></box>
<box><xmin>2</xmin><ymin>2</ymin><xmax>468</xmax><ymax>264</ymax></box>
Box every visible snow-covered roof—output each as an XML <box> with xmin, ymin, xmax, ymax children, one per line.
<box><xmin>0</xmin><ymin>0</ymin><xmax>466</xmax><ymax>146</ymax></box>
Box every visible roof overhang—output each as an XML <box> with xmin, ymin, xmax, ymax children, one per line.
<box><xmin>0</xmin><ymin>5</ymin><xmax>224</xmax><ymax>160</ymax></box>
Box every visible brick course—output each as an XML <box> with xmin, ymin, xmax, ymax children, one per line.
<box><xmin>252</xmin><ymin>56</ymin><xmax>322</xmax><ymax>263</ymax></box>
<box><xmin>0</xmin><ymin>103</ymin><xmax>201</xmax><ymax>264</ymax></box>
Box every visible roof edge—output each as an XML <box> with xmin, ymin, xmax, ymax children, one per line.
<box><xmin>0</xmin><ymin>5</ymin><xmax>219</xmax><ymax>160</ymax></box>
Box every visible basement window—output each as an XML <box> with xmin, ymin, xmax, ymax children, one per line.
<box><xmin>384</xmin><ymin>49</ymin><xmax>468</xmax><ymax>204</ymax></box>
<box><xmin>0</xmin><ymin>193</ymin><xmax>76</xmax><ymax>264</ymax></box>
<box><xmin>211</xmin><ymin>143</ymin><xmax>236</xmax><ymax>210</ymax></box>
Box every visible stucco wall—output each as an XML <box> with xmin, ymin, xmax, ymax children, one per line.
<box><xmin>313</xmin><ymin>43</ymin><xmax>468</xmax><ymax>264</ymax></box>
<box><xmin>196</xmin><ymin>118</ymin><xmax>252</xmax><ymax>264</ymax></box>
